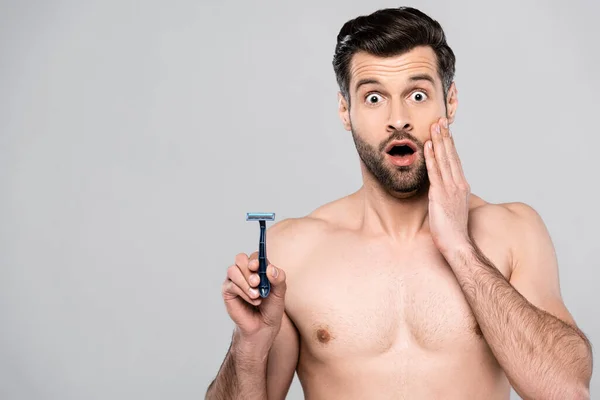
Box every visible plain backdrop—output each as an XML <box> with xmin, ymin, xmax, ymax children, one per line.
<box><xmin>1</xmin><ymin>0</ymin><xmax>598</xmax><ymax>399</ymax></box>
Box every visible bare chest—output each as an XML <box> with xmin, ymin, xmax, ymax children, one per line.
<box><xmin>286</xmin><ymin>239</ymin><xmax>494</xmax><ymax>361</ymax></box>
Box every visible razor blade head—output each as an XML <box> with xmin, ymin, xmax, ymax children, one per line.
<box><xmin>246</xmin><ymin>212</ymin><xmax>276</xmax><ymax>222</ymax></box>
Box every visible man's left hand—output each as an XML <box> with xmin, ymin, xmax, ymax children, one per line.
<box><xmin>424</xmin><ymin>117</ymin><xmax>472</xmax><ymax>257</ymax></box>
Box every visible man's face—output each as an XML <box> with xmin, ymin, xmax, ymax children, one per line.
<box><xmin>338</xmin><ymin>46</ymin><xmax>457</xmax><ymax>196</ymax></box>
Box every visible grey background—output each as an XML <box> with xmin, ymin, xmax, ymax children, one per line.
<box><xmin>1</xmin><ymin>0</ymin><xmax>598</xmax><ymax>399</ymax></box>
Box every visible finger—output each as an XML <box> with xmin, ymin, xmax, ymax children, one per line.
<box><xmin>431</xmin><ymin>122</ymin><xmax>452</xmax><ymax>184</ymax></box>
<box><xmin>226</xmin><ymin>264</ymin><xmax>262</xmax><ymax>304</ymax></box>
<box><xmin>266</xmin><ymin>263</ymin><xmax>287</xmax><ymax>299</ymax></box>
<box><xmin>247</xmin><ymin>252</ymin><xmax>273</xmax><ymax>289</ymax></box>
<box><xmin>424</xmin><ymin>140</ymin><xmax>442</xmax><ymax>187</ymax></box>
<box><xmin>222</xmin><ymin>280</ymin><xmax>263</xmax><ymax>310</ymax></box>
<box><xmin>447</xmin><ymin>136</ymin><xmax>468</xmax><ymax>185</ymax></box>
<box><xmin>247</xmin><ymin>253</ymin><xmax>260</xmax><ymax>273</ymax></box>
<box><xmin>440</xmin><ymin>118</ymin><xmax>466</xmax><ymax>184</ymax></box>
<box><xmin>235</xmin><ymin>253</ymin><xmax>260</xmax><ymax>287</ymax></box>
<box><xmin>235</xmin><ymin>252</ymin><xmax>249</xmax><ymax>268</ymax></box>
<box><xmin>222</xmin><ymin>277</ymin><xmax>262</xmax><ymax>307</ymax></box>
<box><xmin>246</xmin><ymin>260</ymin><xmax>261</xmax><ymax>287</ymax></box>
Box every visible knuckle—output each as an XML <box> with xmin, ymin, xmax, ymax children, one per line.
<box><xmin>222</xmin><ymin>280</ymin><xmax>233</xmax><ymax>296</ymax></box>
<box><xmin>279</xmin><ymin>281</ymin><xmax>287</xmax><ymax>293</ymax></box>
<box><xmin>274</xmin><ymin>279</ymin><xmax>287</xmax><ymax>295</ymax></box>
<box><xmin>226</xmin><ymin>265</ymin><xmax>236</xmax><ymax>278</ymax></box>
<box><xmin>234</xmin><ymin>252</ymin><xmax>248</xmax><ymax>266</ymax></box>
<box><xmin>239</xmin><ymin>261</ymin><xmax>251</xmax><ymax>273</ymax></box>
<box><xmin>235</xmin><ymin>284</ymin><xmax>248</xmax><ymax>298</ymax></box>
<box><xmin>458</xmin><ymin>182</ymin><xmax>470</xmax><ymax>192</ymax></box>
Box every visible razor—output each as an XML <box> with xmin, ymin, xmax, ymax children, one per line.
<box><xmin>246</xmin><ymin>212</ymin><xmax>276</xmax><ymax>298</ymax></box>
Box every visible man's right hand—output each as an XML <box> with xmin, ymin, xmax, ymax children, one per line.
<box><xmin>221</xmin><ymin>252</ymin><xmax>287</xmax><ymax>351</ymax></box>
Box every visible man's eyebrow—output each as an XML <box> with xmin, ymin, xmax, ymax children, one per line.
<box><xmin>408</xmin><ymin>74</ymin><xmax>436</xmax><ymax>85</ymax></box>
<box><xmin>354</xmin><ymin>78</ymin><xmax>381</xmax><ymax>92</ymax></box>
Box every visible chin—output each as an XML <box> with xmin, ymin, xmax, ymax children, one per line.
<box><xmin>390</xmin><ymin>190</ymin><xmax>420</xmax><ymax>199</ymax></box>
<box><xmin>388</xmin><ymin>179</ymin><xmax>429</xmax><ymax>199</ymax></box>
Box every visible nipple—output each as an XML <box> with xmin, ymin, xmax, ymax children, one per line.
<box><xmin>316</xmin><ymin>328</ymin><xmax>331</xmax><ymax>343</ymax></box>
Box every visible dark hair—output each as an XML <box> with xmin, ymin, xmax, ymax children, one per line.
<box><xmin>332</xmin><ymin>7</ymin><xmax>456</xmax><ymax>106</ymax></box>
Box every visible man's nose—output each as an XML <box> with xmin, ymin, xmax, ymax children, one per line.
<box><xmin>387</xmin><ymin>100</ymin><xmax>412</xmax><ymax>132</ymax></box>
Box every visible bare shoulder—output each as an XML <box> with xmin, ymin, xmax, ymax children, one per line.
<box><xmin>266</xmin><ymin>215</ymin><xmax>330</xmax><ymax>256</ymax></box>
<box><xmin>467</xmin><ymin>194</ymin><xmax>553</xmax><ymax>278</ymax></box>
<box><xmin>266</xmin><ymin>196</ymin><xmax>352</xmax><ymax>272</ymax></box>
<box><xmin>468</xmin><ymin>194</ymin><xmax>547</xmax><ymax>235</ymax></box>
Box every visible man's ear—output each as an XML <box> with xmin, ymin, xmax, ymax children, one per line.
<box><xmin>445</xmin><ymin>82</ymin><xmax>458</xmax><ymax>124</ymax></box>
<box><xmin>338</xmin><ymin>92</ymin><xmax>351</xmax><ymax>131</ymax></box>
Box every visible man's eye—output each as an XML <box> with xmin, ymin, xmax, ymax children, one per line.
<box><xmin>411</xmin><ymin>91</ymin><xmax>428</xmax><ymax>102</ymax></box>
<box><xmin>365</xmin><ymin>93</ymin><xmax>383</xmax><ymax>104</ymax></box>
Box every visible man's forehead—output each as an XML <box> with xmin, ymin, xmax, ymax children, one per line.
<box><xmin>349</xmin><ymin>47</ymin><xmax>440</xmax><ymax>89</ymax></box>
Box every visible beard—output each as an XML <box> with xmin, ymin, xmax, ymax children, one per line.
<box><xmin>351</xmin><ymin>124</ymin><xmax>429</xmax><ymax>194</ymax></box>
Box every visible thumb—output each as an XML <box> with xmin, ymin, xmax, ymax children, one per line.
<box><xmin>260</xmin><ymin>263</ymin><xmax>287</xmax><ymax>324</ymax></box>
<box><xmin>266</xmin><ymin>263</ymin><xmax>286</xmax><ymax>298</ymax></box>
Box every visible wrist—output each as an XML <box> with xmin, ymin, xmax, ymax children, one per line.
<box><xmin>232</xmin><ymin>328</ymin><xmax>273</xmax><ymax>366</ymax></box>
<box><xmin>441</xmin><ymin>237</ymin><xmax>475</xmax><ymax>267</ymax></box>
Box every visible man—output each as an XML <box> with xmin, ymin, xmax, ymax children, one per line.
<box><xmin>206</xmin><ymin>7</ymin><xmax>593</xmax><ymax>400</ymax></box>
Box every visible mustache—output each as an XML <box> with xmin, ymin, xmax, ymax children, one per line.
<box><xmin>378</xmin><ymin>130</ymin><xmax>424</xmax><ymax>153</ymax></box>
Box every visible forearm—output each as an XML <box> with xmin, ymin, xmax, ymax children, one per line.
<box><xmin>447</xmin><ymin>242</ymin><xmax>592</xmax><ymax>399</ymax></box>
<box><xmin>205</xmin><ymin>334</ymin><xmax>269</xmax><ymax>400</ymax></box>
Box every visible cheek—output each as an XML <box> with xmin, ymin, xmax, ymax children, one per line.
<box><xmin>351</xmin><ymin>106</ymin><xmax>387</xmax><ymax>129</ymax></box>
<box><xmin>422</xmin><ymin>100</ymin><xmax>446</xmax><ymax>121</ymax></box>
<box><xmin>351</xmin><ymin>114</ymin><xmax>383</xmax><ymax>141</ymax></box>
<box><xmin>412</xmin><ymin>107</ymin><xmax>444</xmax><ymax>141</ymax></box>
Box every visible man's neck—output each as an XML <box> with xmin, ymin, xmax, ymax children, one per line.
<box><xmin>357</xmin><ymin>180</ymin><xmax>430</xmax><ymax>241</ymax></box>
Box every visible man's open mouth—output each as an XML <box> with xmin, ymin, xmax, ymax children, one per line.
<box><xmin>385</xmin><ymin>140</ymin><xmax>418</xmax><ymax>167</ymax></box>
<box><xmin>385</xmin><ymin>140</ymin><xmax>417</xmax><ymax>156</ymax></box>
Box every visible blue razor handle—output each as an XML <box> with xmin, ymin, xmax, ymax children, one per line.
<box><xmin>246</xmin><ymin>212</ymin><xmax>275</xmax><ymax>298</ymax></box>
<box><xmin>258</xmin><ymin>220</ymin><xmax>270</xmax><ymax>298</ymax></box>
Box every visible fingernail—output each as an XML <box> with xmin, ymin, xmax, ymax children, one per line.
<box><xmin>434</xmin><ymin>124</ymin><xmax>440</xmax><ymax>134</ymax></box>
<box><xmin>443</xmin><ymin>118</ymin><xmax>448</xmax><ymax>129</ymax></box>
<box><xmin>249</xmin><ymin>288</ymin><xmax>258</xmax><ymax>297</ymax></box>
<box><xmin>270</xmin><ymin>266</ymin><xmax>278</xmax><ymax>278</ymax></box>
<box><xmin>250</xmin><ymin>274</ymin><xmax>259</xmax><ymax>285</ymax></box>
<box><xmin>427</xmin><ymin>141</ymin><xmax>433</xmax><ymax>149</ymax></box>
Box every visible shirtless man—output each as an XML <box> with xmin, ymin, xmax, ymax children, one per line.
<box><xmin>205</xmin><ymin>6</ymin><xmax>593</xmax><ymax>400</ymax></box>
